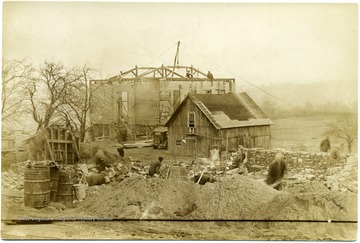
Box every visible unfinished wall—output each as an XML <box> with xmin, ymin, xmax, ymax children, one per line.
<box><xmin>134</xmin><ymin>79</ymin><xmax>160</xmax><ymax>125</ymax></box>
<box><xmin>90</xmin><ymin>81</ymin><xmax>115</xmax><ymax>124</ymax></box>
<box><xmin>90</xmin><ymin>77</ymin><xmax>235</xmax><ymax>127</ymax></box>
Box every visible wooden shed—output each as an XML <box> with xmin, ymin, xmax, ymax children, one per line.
<box><xmin>165</xmin><ymin>92</ymin><xmax>273</xmax><ymax>157</ymax></box>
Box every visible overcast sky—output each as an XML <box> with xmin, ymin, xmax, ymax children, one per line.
<box><xmin>3</xmin><ymin>2</ymin><xmax>358</xmax><ymax>90</ymax></box>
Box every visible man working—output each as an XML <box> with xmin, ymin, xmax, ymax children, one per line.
<box><xmin>207</xmin><ymin>71</ymin><xmax>214</xmax><ymax>80</ymax></box>
<box><xmin>148</xmin><ymin>156</ymin><xmax>164</xmax><ymax>177</ymax></box>
<box><xmin>233</xmin><ymin>145</ymin><xmax>247</xmax><ymax>167</ymax></box>
<box><xmin>265</xmin><ymin>153</ymin><xmax>286</xmax><ymax>190</ymax></box>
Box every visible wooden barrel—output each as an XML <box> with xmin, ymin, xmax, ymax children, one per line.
<box><xmin>24</xmin><ymin>165</ymin><xmax>50</xmax><ymax>208</ymax></box>
<box><xmin>50</xmin><ymin>166</ymin><xmax>60</xmax><ymax>202</ymax></box>
<box><xmin>57</xmin><ymin>171</ymin><xmax>73</xmax><ymax>207</ymax></box>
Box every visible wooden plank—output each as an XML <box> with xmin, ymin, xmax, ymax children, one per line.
<box><xmin>67</xmin><ymin>126</ymin><xmax>80</xmax><ymax>163</ymax></box>
<box><xmin>47</xmin><ymin>139</ymin><xmax>74</xmax><ymax>144</ymax></box>
<box><xmin>45</xmin><ymin>137</ymin><xmax>54</xmax><ymax>161</ymax></box>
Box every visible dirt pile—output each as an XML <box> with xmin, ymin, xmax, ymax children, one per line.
<box><xmin>78</xmin><ymin>173</ymin><xmax>357</xmax><ymax>222</ymax></box>
<box><xmin>79</xmin><ymin>175</ymin><xmax>280</xmax><ymax>220</ymax></box>
<box><xmin>257</xmin><ymin>191</ymin><xmax>357</xmax><ymax>221</ymax></box>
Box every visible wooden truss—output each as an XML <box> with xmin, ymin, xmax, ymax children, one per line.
<box><xmin>116</xmin><ymin>65</ymin><xmax>210</xmax><ymax>79</ymax></box>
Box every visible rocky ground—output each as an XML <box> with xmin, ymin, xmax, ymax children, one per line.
<box><xmin>1</xmin><ymin>140</ymin><xmax>358</xmax><ymax>240</ymax></box>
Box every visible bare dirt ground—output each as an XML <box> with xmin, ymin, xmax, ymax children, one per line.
<box><xmin>2</xmin><ymin>220</ymin><xmax>357</xmax><ymax>240</ymax></box>
<box><xmin>1</xmin><ymin>141</ymin><xmax>358</xmax><ymax>240</ymax></box>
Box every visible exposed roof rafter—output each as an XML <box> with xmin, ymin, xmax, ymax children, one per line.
<box><xmin>112</xmin><ymin>65</ymin><xmax>214</xmax><ymax>79</ymax></box>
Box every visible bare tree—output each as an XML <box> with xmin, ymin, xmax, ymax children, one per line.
<box><xmin>59</xmin><ymin>64</ymin><xmax>96</xmax><ymax>142</ymax></box>
<box><xmin>324</xmin><ymin>115</ymin><xmax>358</xmax><ymax>153</ymax></box>
<box><xmin>22</xmin><ymin>61</ymin><xmax>81</xmax><ymax>131</ymax></box>
<box><xmin>2</xmin><ymin>59</ymin><xmax>33</xmax><ymax>130</ymax></box>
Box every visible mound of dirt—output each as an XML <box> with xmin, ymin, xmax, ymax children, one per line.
<box><xmin>256</xmin><ymin>191</ymin><xmax>357</xmax><ymax>221</ymax></box>
<box><xmin>77</xmin><ymin>173</ymin><xmax>356</xmax><ymax>222</ymax></box>
<box><xmin>79</xmin><ymin>175</ymin><xmax>280</xmax><ymax>220</ymax></box>
<box><xmin>283</xmin><ymin>181</ymin><xmax>330</xmax><ymax>194</ymax></box>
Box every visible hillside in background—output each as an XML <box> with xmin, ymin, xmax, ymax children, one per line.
<box><xmin>242</xmin><ymin>81</ymin><xmax>358</xmax><ymax>117</ymax></box>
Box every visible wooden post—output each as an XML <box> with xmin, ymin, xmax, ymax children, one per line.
<box><xmin>45</xmin><ymin>137</ymin><xmax>54</xmax><ymax>161</ymax></box>
<box><xmin>67</xmin><ymin>126</ymin><xmax>80</xmax><ymax>163</ymax></box>
<box><xmin>50</xmin><ymin>128</ymin><xmax>54</xmax><ymax>160</ymax></box>
<box><xmin>225</xmin><ymin>134</ymin><xmax>229</xmax><ymax>160</ymax></box>
<box><xmin>65</xmin><ymin>129</ymin><xmax>68</xmax><ymax>164</ymax></box>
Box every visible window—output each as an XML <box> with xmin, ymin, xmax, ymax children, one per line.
<box><xmin>188</xmin><ymin>112</ymin><xmax>195</xmax><ymax>128</ymax></box>
<box><xmin>188</xmin><ymin>127</ymin><xmax>195</xmax><ymax>134</ymax></box>
<box><xmin>175</xmin><ymin>140</ymin><xmax>182</xmax><ymax>147</ymax></box>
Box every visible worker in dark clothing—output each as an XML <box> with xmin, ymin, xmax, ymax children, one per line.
<box><xmin>207</xmin><ymin>71</ymin><xmax>214</xmax><ymax>80</ymax></box>
<box><xmin>186</xmin><ymin>69</ymin><xmax>193</xmax><ymax>78</ymax></box>
<box><xmin>148</xmin><ymin>156</ymin><xmax>164</xmax><ymax>177</ymax></box>
<box><xmin>320</xmin><ymin>137</ymin><xmax>331</xmax><ymax>152</ymax></box>
<box><xmin>232</xmin><ymin>145</ymin><xmax>247</xmax><ymax>169</ymax></box>
<box><xmin>266</xmin><ymin>154</ymin><xmax>286</xmax><ymax>190</ymax></box>
<box><xmin>193</xmin><ymin>173</ymin><xmax>216</xmax><ymax>185</ymax></box>
<box><xmin>117</xmin><ymin>147</ymin><xmax>125</xmax><ymax>158</ymax></box>
<box><xmin>95</xmin><ymin>149</ymin><xmax>109</xmax><ymax>172</ymax></box>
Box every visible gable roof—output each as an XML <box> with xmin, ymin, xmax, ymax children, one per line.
<box><xmin>165</xmin><ymin>92</ymin><xmax>273</xmax><ymax>129</ymax></box>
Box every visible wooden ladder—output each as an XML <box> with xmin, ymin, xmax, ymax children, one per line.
<box><xmin>119</xmin><ymin>109</ymin><xmax>132</xmax><ymax>135</ymax></box>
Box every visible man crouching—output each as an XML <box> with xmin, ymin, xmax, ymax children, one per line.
<box><xmin>148</xmin><ymin>157</ymin><xmax>164</xmax><ymax>177</ymax></box>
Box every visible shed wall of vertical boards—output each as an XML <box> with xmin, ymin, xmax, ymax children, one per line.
<box><xmin>167</xmin><ymin>98</ymin><xmax>272</xmax><ymax>157</ymax></box>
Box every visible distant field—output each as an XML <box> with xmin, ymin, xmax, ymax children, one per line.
<box><xmin>271</xmin><ymin>115</ymin><xmax>358</xmax><ymax>154</ymax></box>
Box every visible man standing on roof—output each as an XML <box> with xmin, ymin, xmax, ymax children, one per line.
<box><xmin>207</xmin><ymin>71</ymin><xmax>214</xmax><ymax>81</ymax></box>
<box><xmin>186</xmin><ymin>69</ymin><xmax>193</xmax><ymax>78</ymax></box>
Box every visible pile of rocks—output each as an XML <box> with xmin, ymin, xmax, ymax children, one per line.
<box><xmin>324</xmin><ymin>155</ymin><xmax>357</xmax><ymax>193</ymax></box>
<box><xmin>2</xmin><ymin>170</ymin><xmax>24</xmax><ymax>190</ymax></box>
<box><xmin>284</xmin><ymin>155</ymin><xmax>358</xmax><ymax>193</ymax></box>
<box><xmin>3</xmin><ymin>160</ymin><xmax>56</xmax><ymax>191</ymax></box>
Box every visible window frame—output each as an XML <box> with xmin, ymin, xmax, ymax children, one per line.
<box><xmin>188</xmin><ymin>112</ymin><xmax>196</xmax><ymax>128</ymax></box>
<box><xmin>175</xmin><ymin>140</ymin><xmax>182</xmax><ymax>147</ymax></box>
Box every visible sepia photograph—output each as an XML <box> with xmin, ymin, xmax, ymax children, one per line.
<box><xmin>1</xmin><ymin>1</ymin><xmax>358</xmax><ymax>240</ymax></box>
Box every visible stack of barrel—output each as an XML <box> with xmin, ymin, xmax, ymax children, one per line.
<box><xmin>57</xmin><ymin>171</ymin><xmax>74</xmax><ymax>207</ymax></box>
<box><xmin>24</xmin><ymin>164</ymin><xmax>51</xmax><ymax>208</ymax></box>
<box><xmin>50</xmin><ymin>164</ymin><xmax>60</xmax><ymax>202</ymax></box>
<box><xmin>24</xmin><ymin>162</ymin><xmax>74</xmax><ymax>208</ymax></box>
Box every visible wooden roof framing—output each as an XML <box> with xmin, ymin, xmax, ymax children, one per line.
<box><xmin>111</xmin><ymin>65</ymin><xmax>214</xmax><ymax>79</ymax></box>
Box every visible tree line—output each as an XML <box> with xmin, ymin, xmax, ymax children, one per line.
<box><xmin>2</xmin><ymin>59</ymin><xmax>357</xmax><ymax>153</ymax></box>
<box><xmin>2</xmin><ymin>59</ymin><xmax>101</xmax><ymax>143</ymax></box>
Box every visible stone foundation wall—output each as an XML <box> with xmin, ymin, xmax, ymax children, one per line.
<box><xmin>242</xmin><ymin>148</ymin><xmax>347</xmax><ymax>172</ymax></box>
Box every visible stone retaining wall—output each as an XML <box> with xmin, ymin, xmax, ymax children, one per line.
<box><xmin>242</xmin><ymin>148</ymin><xmax>347</xmax><ymax>172</ymax></box>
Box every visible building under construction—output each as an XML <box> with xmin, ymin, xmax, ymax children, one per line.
<box><xmin>90</xmin><ymin>65</ymin><xmax>236</xmax><ymax>141</ymax></box>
